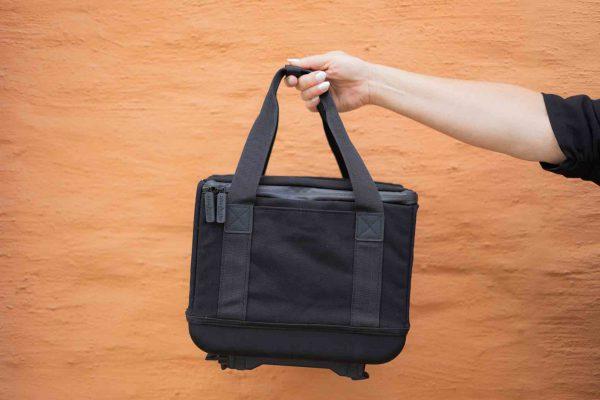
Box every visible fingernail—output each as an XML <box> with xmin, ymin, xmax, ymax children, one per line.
<box><xmin>318</xmin><ymin>81</ymin><xmax>330</xmax><ymax>91</ymax></box>
<box><xmin>315</xmin><ymin>71</ymin><xmax>326</xmax><ymax>82</ymax></box>
<box><xmin>287</xmin><ymin>58</ymin><xmax>300</xmax><ymax>63</ymax></box>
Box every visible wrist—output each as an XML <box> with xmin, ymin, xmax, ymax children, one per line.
<box><xmin>365</xmin><ymin>62</ymin><xmax>386</xmax><ymax>107</ymax></box>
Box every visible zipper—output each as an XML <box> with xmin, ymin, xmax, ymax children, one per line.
<box><xmin>203</xmin><ymin>188</ymin><xmax>216</xmax><ymax>223</ymax></box>
<box><xmin>202</xmin><ymin>180</ymin><xmax>417</xmax><ymax>224</ymax></box>
<box><xmin>186</xmin><ymin>313</ymin><xmax>409</xmax><ymax>336</ymax></box>
<box><xmin>216</xmin><ymin>189</ymin><xmax>227</xmax><ymax>223</ymax></box>
<box><xmin>204</xmin><ymin>186</ymin><xmax>228</xmax><ymax>224</ymax></box>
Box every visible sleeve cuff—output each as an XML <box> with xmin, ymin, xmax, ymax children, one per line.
<box><xmin>540</xmin><ymin>93</ymin><xmax>600</xmax><ymax>185</ymax></box>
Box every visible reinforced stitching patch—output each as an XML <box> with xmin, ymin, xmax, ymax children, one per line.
<box><xmin>355</xmin><ymin>212</ymin><xmax>384</xmax><ymax>241</ymax></box>
<box><xmin>225</xmin><ymin>204</ymin><xmax>253</xmax><ymax>233</ymax></box>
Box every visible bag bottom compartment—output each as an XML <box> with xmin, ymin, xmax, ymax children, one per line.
<box><xmin>187</xmin><ymin>316</ymin><xmax>408</xmax><ymax>365</ymax></box>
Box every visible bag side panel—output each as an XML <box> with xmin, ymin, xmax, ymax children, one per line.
<box><xmin>190</xmin><ymin>191</ymin><xmax>223</xmax><ymax>318</ymax></box>
<box><xmin>380</xmin><ymin>203</ymin><xmax>418</xmax><ymax>328</ymax></box>
<box><xmin>187</xmin><ymin>181</ymin><xmax>203</xmax><ymax>310</ymax></box>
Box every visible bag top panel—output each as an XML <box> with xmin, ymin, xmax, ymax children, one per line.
<box><xmin>206</xmin><ymin>174</ymin><xmax>412</xmax><ymax>193</ymax></box>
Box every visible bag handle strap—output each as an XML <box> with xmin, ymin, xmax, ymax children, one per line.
<box><xmin>227</xmin><ymin>66</ymin><xmax>383</xmax><ymax>213</ymax></box>
<box><xmin>262</xmin><ymin>66</ymin><xmax>349</xmax><ymax>178</ymax></box>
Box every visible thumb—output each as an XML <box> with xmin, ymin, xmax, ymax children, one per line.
<box><xmin>287</xmin><ymin>54</ymin><xmax>330</xmax><ymax>71</ymax></box>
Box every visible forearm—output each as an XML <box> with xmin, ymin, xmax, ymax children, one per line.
<box><xmin>367</xmin><ymin>63</ymin><xmax>566</xmax><ymax>164</ymax></box>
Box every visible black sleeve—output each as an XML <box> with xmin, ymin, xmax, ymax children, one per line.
<box><xmin>539</xmin><ymin>93</ymin><xmax>600</xmax><ymax>185</ymax></box>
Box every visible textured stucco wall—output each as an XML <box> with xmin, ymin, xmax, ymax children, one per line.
<box><xmin>1</xmin><ymin>1</ymin><xmax>599</xmax><ymax>399</ymax></box>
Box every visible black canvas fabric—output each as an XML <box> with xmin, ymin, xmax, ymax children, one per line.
<box><xmin>186</xmin><ymin>66</ymin><xmax>419</xmax><ymax>379</ymax></box>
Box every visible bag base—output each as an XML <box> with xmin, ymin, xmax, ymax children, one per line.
<box><xmin>188</xmin><ymin>318</ymin><xmax>407</xmax><ymax>367</ymax></box>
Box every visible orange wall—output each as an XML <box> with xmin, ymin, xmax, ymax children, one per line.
<box><xmin>1</xmin><ymin>1</ymin><xmax>599</xmax><ymax>399</ymax></box>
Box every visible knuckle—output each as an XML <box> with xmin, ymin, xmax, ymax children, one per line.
<box><xmin>300</xmin><ymin>89</ymin><xmax>313</xmax><ymax>101</ymax></box>
<box><xmin>298</xmin><ymin>72</ymin><xmax>319</xmax><ymax>89</ymax></box>
<box><xmin>317</xmin><ymin>82</ymin><xmax>329</xmax><ymax>93</ymax></box>
<box><xmin>287</xmin><ymin>76</ymin><xmax>297</xmax><ymax>87</ymax></box>
<box><xmin>297</xmin><ymin>76</ymin><xmax>309</xmax><ymax>90</ymax></box>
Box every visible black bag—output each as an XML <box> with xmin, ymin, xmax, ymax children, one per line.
<box><xmin>186</xmin><ymin>66</ymin><xmax>418</xmax><ymax>380</ymax></box>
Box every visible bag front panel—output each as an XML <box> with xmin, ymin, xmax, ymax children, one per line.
<box><xmin>189</xmin><ymin>180</ymin><xmax>418</xmax><ymax>331</ymax></box>
<box><xmin>247</xmin><ymin>206</ymin><xmax>355</xmax><ymax>325</ymax></box>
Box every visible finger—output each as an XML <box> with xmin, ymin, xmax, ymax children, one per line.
<box><xmin>305</xmin><ymin>96</ymin><xmax>320</xmax><ymax>112</ymax></box>
<box><xmin>287</xmin><ymin>54</ymin><xmax>331</xmax><ymax>70</ymax></box>
<box><xmin>297</xmin><ymin>70</ymin><xmax>327</xmax><ymax>91</ymax></box>
<box><xmin>285</xmin><ymin>75</ymin><xmax>298</xmax><ymax>87</ymax></box>
<box><xmin>300</xmin><ymin>81</ymin><xmax>330</xmax><ymax>101</ymax></box>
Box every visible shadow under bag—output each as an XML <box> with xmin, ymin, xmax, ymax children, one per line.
<box><xmin>186</xmin><ymin>66</ymin><xmax>418</xmax><ymax>380</ymax></box>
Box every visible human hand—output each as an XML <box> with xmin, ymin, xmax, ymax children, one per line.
<box><xmin>285</xmin><ymin>51</ymin><xmax>374</xmax><ymax>112</ymax></box>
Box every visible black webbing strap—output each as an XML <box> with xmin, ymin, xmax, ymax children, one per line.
<box><xmin>261</xmin><ymin>70</ymin><xmax>349</xmax><ymax>178</ymax></box>
<box><xmin>217</xmin><ymin>205</ymin><xmax>253</xmax><ymax>319</ymax></box>
<box><xmin>352</xmin><ymin>213</ymin><xmax>384</xmax><ymax>327</ymax></box>
<box><xmin>217</xmin><ymin>66</ymin><xmax>384</xmax><ymax>326</ymax></box>
<box><xmin>317</xmin><ymin>82</ymin><xmax>384</xmax><ymax>327</ymax></box>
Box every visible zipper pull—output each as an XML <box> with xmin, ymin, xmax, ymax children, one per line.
<box><xmin>216</xmin><ymin>190</ymin><xmax>227</xmax><ymax>224</ymax></box>
<box><xmin>204</xmin><ymin>188</ymin><xmax>215</xmax><ymax>223</ymax></box>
